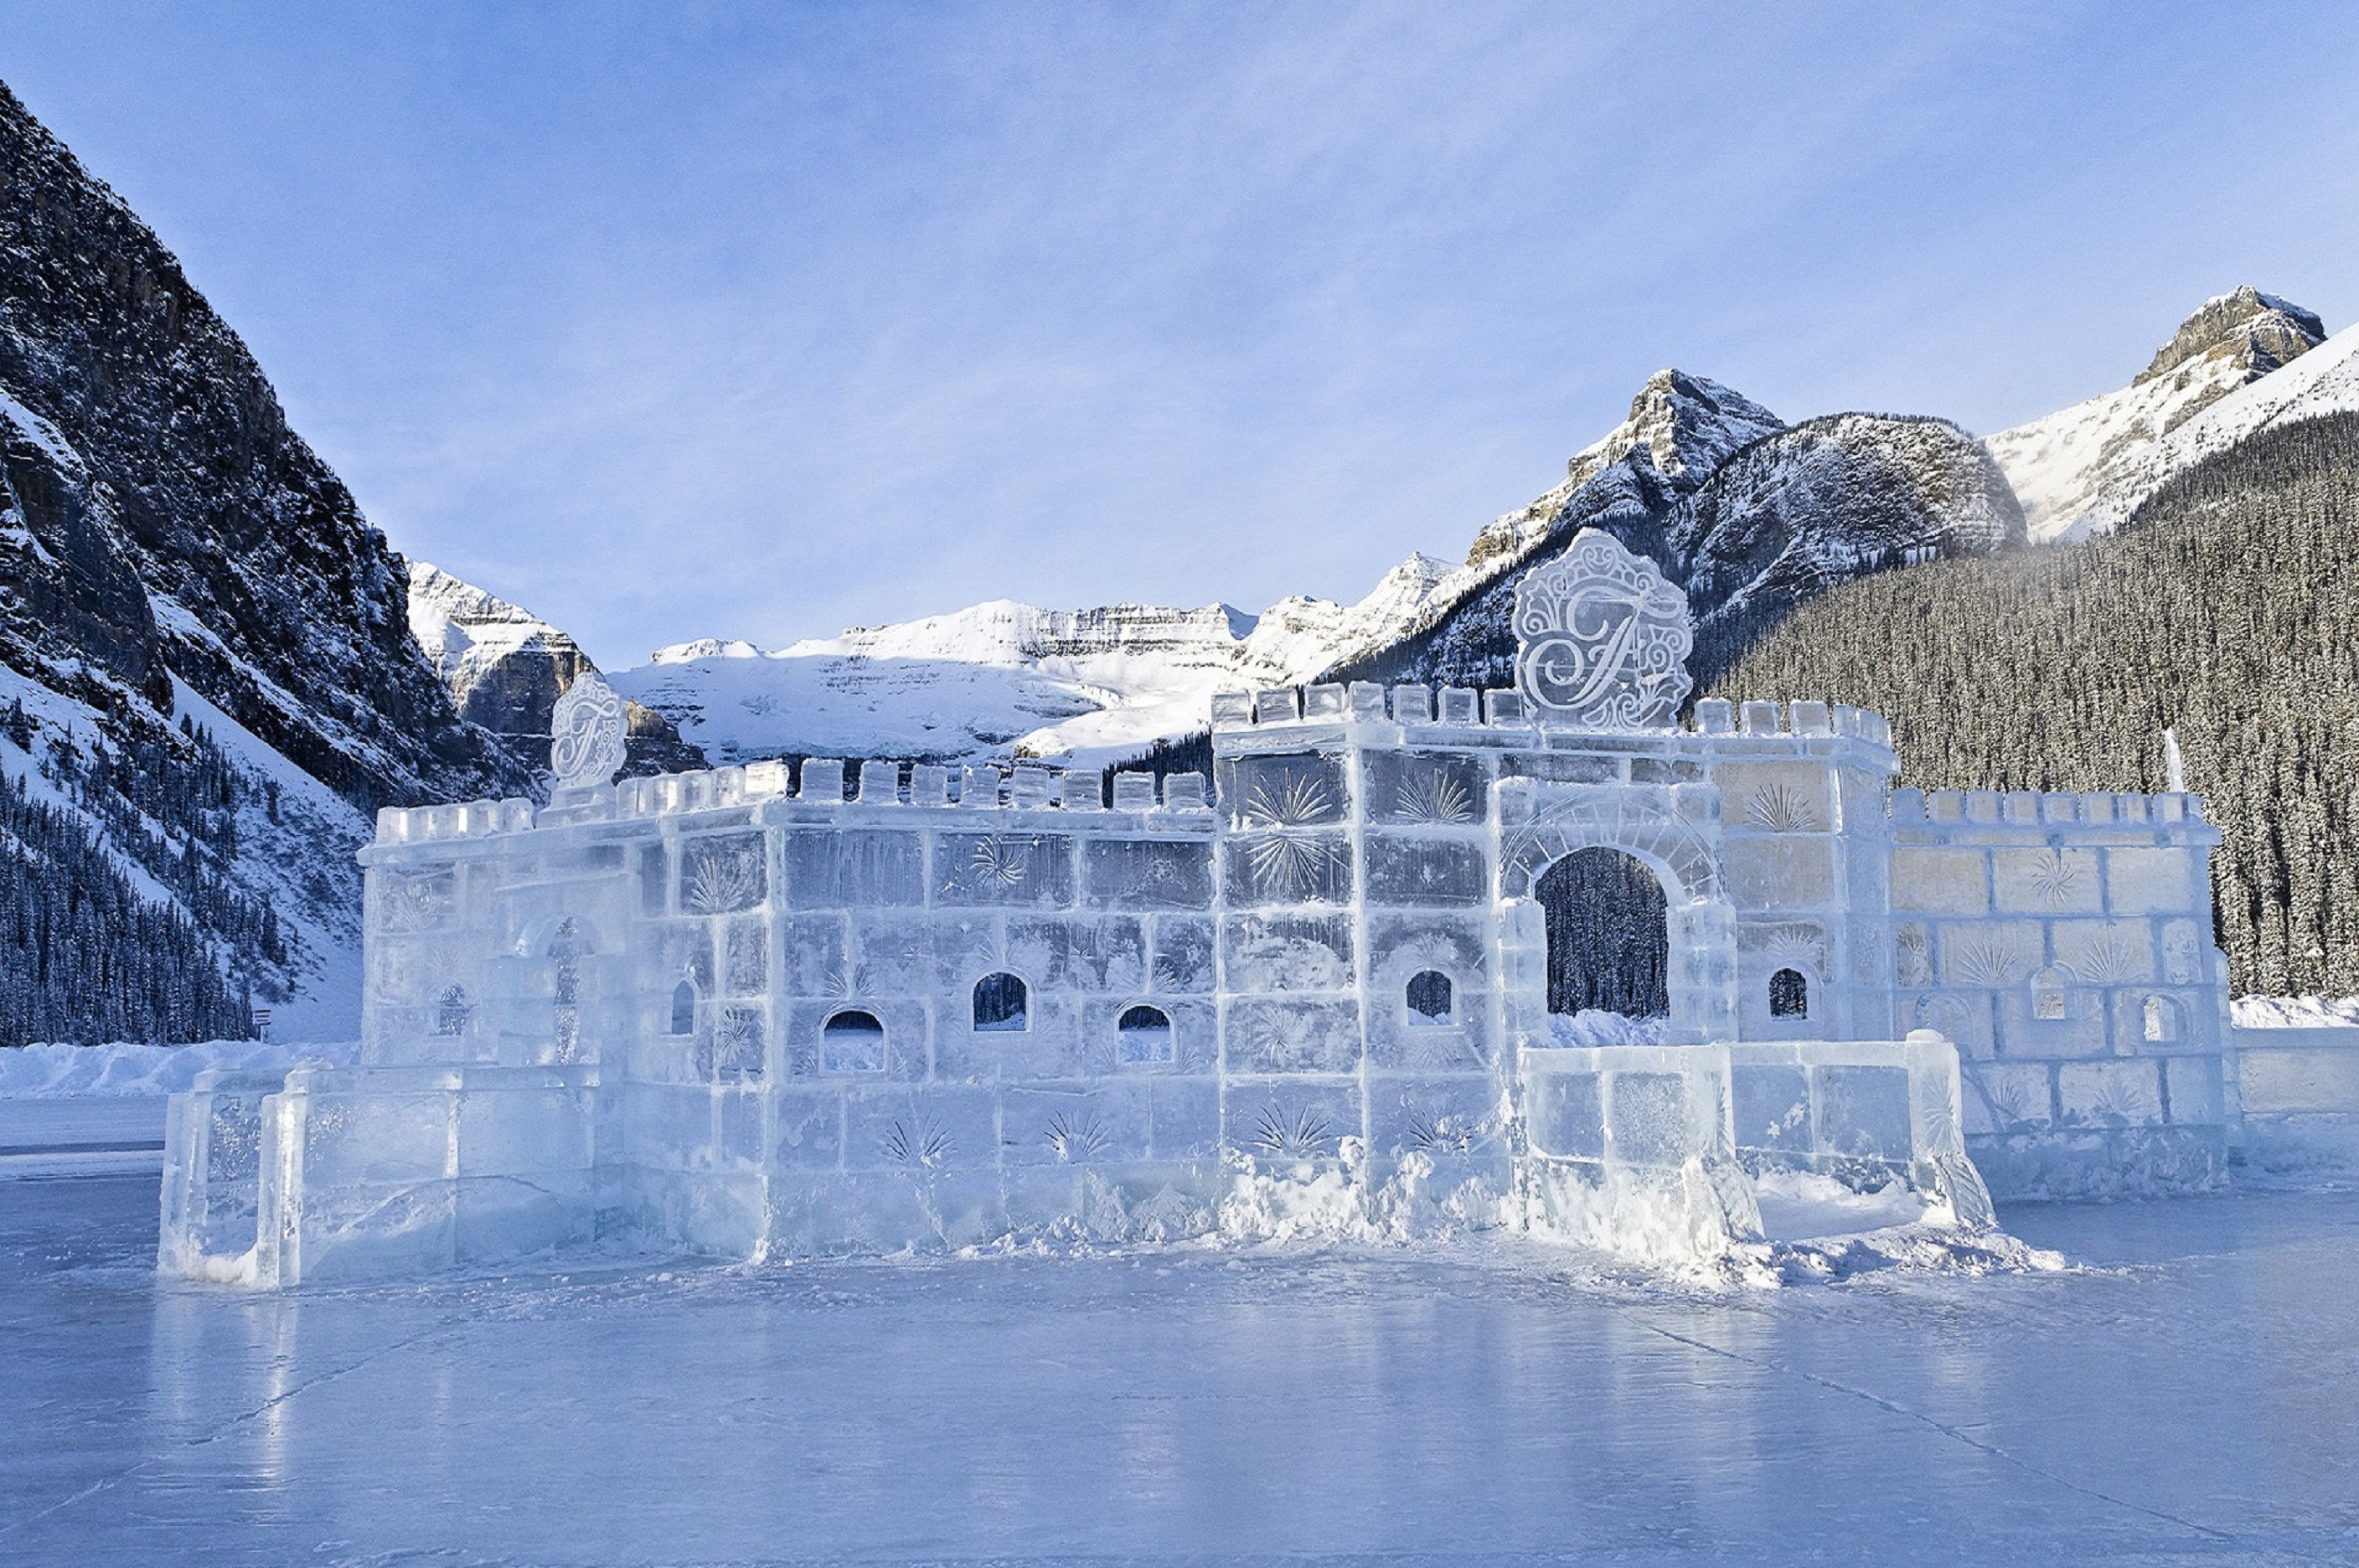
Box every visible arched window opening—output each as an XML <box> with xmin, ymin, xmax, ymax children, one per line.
<box><xmin>1768</xmin><ymin>968</ymin><xmax>1809</xmax><ymax>1019</ymax></box>
<box><xmin>973</xmin><ymin>972</ymin><xmax>1030</xmax><ymax>1032</ymax></box>
<box><xmin>1118</xmin><ymin>1003</ymin><xmax>1174</xmax><ymax>1065</ymax></box>
<box><xmin>1535</xmin><ymin>848</ymin><xmax>1670</xmax><ymax>1019</ymax></box>
<box><xmin>2031</xmin><ymin>966</ymin><xmax>2068</xmax><ymax>1021</ymax></box>
<box><xmin>670</xmin><ymin>980</ymin><xmax>698</xmax><ymax>1034</ymax></box>
<box><xmin>822</xmin><ymin>1008</ymin><xmax>886</xmax><ymax>1072</ymax></box>
<box><xmin>2142</xmin><ymin>994</ymin><xmax>2183</xmax><ymax>1044</ymax></box>
<box><xmin>435</xmin><ymin>985</ymin><xmax>472</xmax><ymax>1037</ymax></box>
<box><xmin>1406</xmin><ymin>970</ymin><xmax>1453</xmax><ymax>1025</ymax></box>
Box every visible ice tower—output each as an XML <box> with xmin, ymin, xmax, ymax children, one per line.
<box><xmin>162</xmin><ymin>530</ymin><xmax>2234</xmax><ymax>1285</ymax></box>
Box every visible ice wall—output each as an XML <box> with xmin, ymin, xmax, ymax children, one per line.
<box><xmin>1890</xmin><ymin>787</ymin><xmax>2233</xmax><ymax>1195</ymax></box>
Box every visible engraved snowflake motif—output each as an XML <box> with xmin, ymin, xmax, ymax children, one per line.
<box><xmin>1392</xmin><ymin>769</ymin><xmax>1475</xmax><ymax>825</ymax></box>
<box><xmin>2026</xmin><ymin>849</ymin><xmax>2083</xmax><ymax>908</ymax></box>
<box><xmin>968</xmin><ymin>835</ymin><xmax>1030</xmax><ymax>888</ymax></box>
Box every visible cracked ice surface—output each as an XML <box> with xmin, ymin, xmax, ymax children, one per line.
<box><xmin>5</xmin><ymin>1175</ymin><xmax>2358</xmax><ymax>1565</ymax></box>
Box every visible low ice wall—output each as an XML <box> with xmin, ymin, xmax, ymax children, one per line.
<box><xmin>1517</xmin><ymin>1044</ymin><xmax>1763</xmax><ymax>1260</ymax></box>
<box><xmin>162</xmin><ymin>1063</ymin><xmax>597</xmax><ymax>1287</ymax></box>
<box><xmin>1727</xmin><ymin>1034</ymin><xmax>1994</xmax><ymax>1227</ymax></box>
<box><xmin>2232</xmin><ymin>1024</ymin><xmax>2359</xmax><ymax>1172</ymax></box>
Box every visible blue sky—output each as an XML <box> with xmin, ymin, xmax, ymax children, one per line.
<box><xmin>5</xmin><ymin>3</ymin><xmax>2356</xmax><ymax>666</ymax></box>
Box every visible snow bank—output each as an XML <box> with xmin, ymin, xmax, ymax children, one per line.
<box><xmin>0</xmin><ymin>1039</ymin><xmax>359</xmax><ymax>1098</ymax></box>
<box><xmin>2233</xmin><ymin>995</ymin><xmax>2359</xmax><ymax>1029</ymax></box>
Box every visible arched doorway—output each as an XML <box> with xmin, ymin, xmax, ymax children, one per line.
<box><xmin>1535</xmin><ymin>848</ymin><xmax>1670</xmax><ymax>1018</ymax></box>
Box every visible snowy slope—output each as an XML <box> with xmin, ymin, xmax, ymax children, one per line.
<box><xmin>2062</xmin><ymin>316</ymin><xmax>2359</xmax><ymax>537</ymax></box>
<box><xmin>1985</xmin><ymin>287</ymin><xmax>2326</xmax><ymax>543</ymax></box>
<box><xmin>611</xmin><ymin>555</ymin><xmax>1453</xmax><ymax>768</ymax></box>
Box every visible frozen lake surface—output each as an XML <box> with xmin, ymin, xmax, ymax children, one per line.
<box><xmin>3</xmin><ymin>1173</ymin><xmax>2356</xmax><ymax>1566</ymax></box>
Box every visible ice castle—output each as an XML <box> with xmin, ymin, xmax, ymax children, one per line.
<box><xmin>162</xmin><ymin>532</ymin><xmax>2235</xmax><ymax>1284</ymax></box>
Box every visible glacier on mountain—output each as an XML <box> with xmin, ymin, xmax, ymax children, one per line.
<box><xmin>609</xmin><ymin>554</ymin><xmax>1455</xmax><ymax>768</ymax></box>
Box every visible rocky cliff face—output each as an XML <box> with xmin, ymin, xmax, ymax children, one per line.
<box><xmin>1985</xmin><ymin>286</ymin><xmax>2325</xmax><ymax>542</ymax></box>
<box><xmin>409</xmin><ymin>563</ymin><xmax>700</xmax><ymax>777</ymax></box>
<box><xmin>0</xmin><ymin>81</ymin><xmax>529</xmax><ymax>809</ymax></box>
<box><xmin>0</xmin><ymin>80</ymin><xmax>536</xmax><ymax>1039</ymax></box>
<box><xmin>1675</xmin><ymin>413</ymin><xmax>2025</xmax><ymax>682</ymax></box>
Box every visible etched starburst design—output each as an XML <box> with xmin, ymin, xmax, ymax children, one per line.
<box><xmin>1763</xmin><ymin>926</ymin><xmax>1828</xmax><ymax>975</ymax></box>
<box><xmin>1250</xmin><ymin>1104</ymin><xmax>1334</xmax><ymax>1158</ymax></box>
<box><xmin>1744</xmin><ymin>784</ymin><xmax>1820</xmax><ymax>833</ymax></box>
<box><xmin>1239</xmin><ymin>772</ymin><xmax>1334</xmax><ymax>830</ymax></box>
<box><xmin>1243</xmin><ymin>833</ymin><xmax>1341</xmax><ymax>900</ymax></box>
<box><xmin>1949</xmin><ymin>932</ymin><xmax>2027</xmax><ymax>987</ymax></box>
<box><xmin>884</xmin><ymin>1114</ymin><xmax>952</xmax><ymax>1168</ymax></box>
<box><xmin>1044</xmin><ymin>1111</ymin><xmax>1111</xmax><ymax>1163</ymax></box>
<box><xmin>684</xmin><ymin>845</ymin><xmax>765</xmax><ymax>915</ymax></box>
<box><xmin>1392</xmin><ymin>769</ymin><xmax>1475</xmax><ymax>825</ymax></box>
<box><xmin>2071</xmin><ymin>932</ymin><xmax>2146</xmax><ymax>986</ymax></box>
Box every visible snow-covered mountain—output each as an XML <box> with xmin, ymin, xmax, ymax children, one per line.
<box><xmin>0</xmin><ymin>81</ymin><xmax>531</xmax><ymax>1041</ymax></box>
<box><xmin>1460</xmin><ymin>369</ymin><xmax>1786</xmax><ymax>571</ymax></box>
<box><xmin>1985</xmin><ymin>286</ymin><xmax>2325</xmax><ymax>542</ymax></box>
<box><xmin>612</xmin><ymin>554</ymin><xmax>1455</xmax><ymax>768</ymax></box>
<box><xmin>2060</xmin><ymin>313</ymin><xmax>2359</xmax><ymax>537</ymax></box>
<box><xmin>1675</xmin><ymin>412</ymin><xmax>2023</xmax><ymax>668</ymax></box>
<box><xmin>1331</xmin><ymin>384</ymin><xmax>2021</xmax><ymax>694</ymax></box>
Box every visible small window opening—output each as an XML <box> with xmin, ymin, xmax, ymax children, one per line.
<box><xmin>973</xmin><ymin>972</ymin><xmax>1030</xmax><ymax>1032</ymax></box>
<box><xmin>1768</xmin><ymin>967</ymin><xmax>1809</xmax><ymax>1019</ymax></box>
<box><xmin>1406</xmin><ymin>970</ymin><xmax>1453</xmax><ymax>1025</ymax></box>
<box><xmin>435</xmin><ymin>985</ymin><xmax>472</xmax><ymax>1037</ymax></box>
<box><xmin>1118</xmin><ymin>1003</ymin><xmax>1174</xmax><ymax>1065</ymax></box>
<box><xmin>670</xmin><ymin>980</ymin><xmax>697</xmax><ymax>1034</ymax></box>
<box><xmin>2142</xmin><ymin>994</ymin><xmax>2182</xmax><ymax>1044</ymax></box>
<box><xmin>822</xmin><ymin>1008</ymin><xmax>886</xmax><ymax>1072</ymax></box>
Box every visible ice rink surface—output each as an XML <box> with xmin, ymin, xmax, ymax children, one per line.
<box><xmin>3</xmin><ymin>1173</ymin><xmax>2356</xmax><ymax>1567</ymax></box>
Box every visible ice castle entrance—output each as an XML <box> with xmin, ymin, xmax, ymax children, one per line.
<box><xmin>1536</xmin><ymin>848</ymin><xmax>1670</xmax><ymax>1019</ymax></box>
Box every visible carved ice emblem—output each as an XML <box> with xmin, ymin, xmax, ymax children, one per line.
<box><xmin>1512</xmin><ymin>529</ymin><xmax>1693</xmax><ymax>730</ymax></box>
<box><xmin>550</xmin><ymin>673</ymin><xmax>627</xmax><ymax>790</ymax></box>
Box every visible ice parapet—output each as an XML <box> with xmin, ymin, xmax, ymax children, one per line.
<box><xmin>161</xmin><ymin>530</ymin><xmax>2232</xmax><ymax>1283</ymax></box>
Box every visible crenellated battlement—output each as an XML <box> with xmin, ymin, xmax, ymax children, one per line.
<box><xmin>372</xmin><ymin>797</ymin><xmax>537</xmax><ymax>845</ymax></box>
<box><xmin>369</xmin><ymin>761</ymin><xmax>1215</xmax><ymax>845</ymax></box>
<box><xmin>1890</xmin><ymin>787</ymin><xmax>2212</xmax><ymax>832</ymax></box>
<box><xmin>1209</xmin><ymin>682</ymin><xmax>1894</xmax><ymax>748</ymax></box>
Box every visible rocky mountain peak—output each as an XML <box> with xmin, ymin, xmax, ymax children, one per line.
<box><xmin>2134</xmin><ymin>285</ymin><xmax>2325</xmax><ymax>389</ymax></box>
<box><xmin>1588</xmin><ymin>369</ymin><xmax>1786</xmax><ymax>486</ymax></box>
<box><xmin>1464</xmin><ymin>369</ymin><xmax>1783</xmax><ymax>572</ymax></box>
